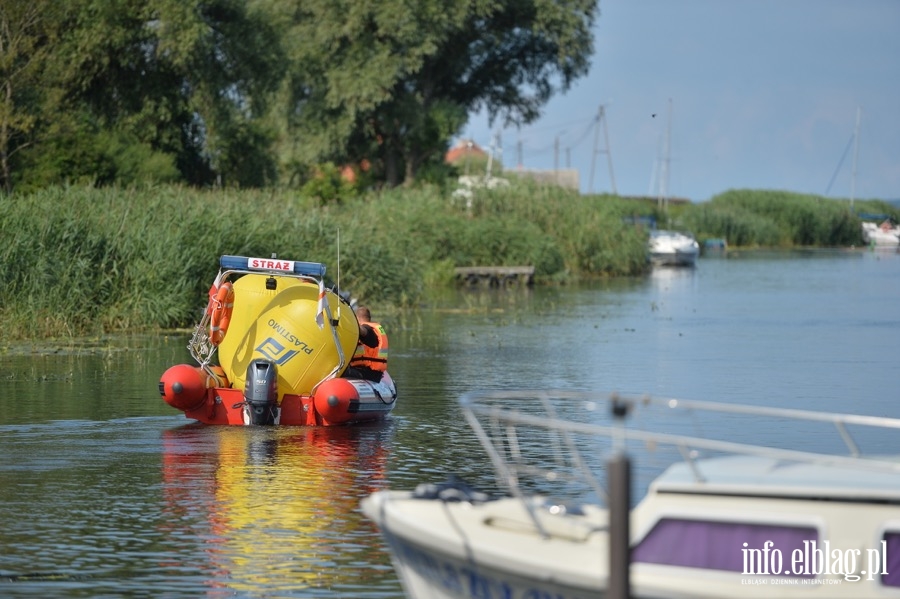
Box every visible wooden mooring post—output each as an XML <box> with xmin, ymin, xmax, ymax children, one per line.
<box><xmin>608</xmin><ymin>395</ymin><xmax>632</xmax><ymax>599</ymax></box>
<box><xmin>608</xmin><ymin>452</ymin><xmax>631</xmax><ymax>599</ymax></box>
<box><xmin>453</xmin><ymin>266</ymin><xmax>535</xmax><ymax>288</ymax></box>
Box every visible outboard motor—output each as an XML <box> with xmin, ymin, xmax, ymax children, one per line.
<box><xmin>244</xmin><ymin>358</ymin><xmax>278</xmax><ymax>425</ymax></box>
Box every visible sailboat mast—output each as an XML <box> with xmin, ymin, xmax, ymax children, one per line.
<box><xmin>850</xmin><ymin>106</ymin><xmax>861</xmax><ymax>209</ymax></box>
<box><xmin>657</xmin><ymin>98</ymin><xmax>672</xmax><ymax>211</ymax></box>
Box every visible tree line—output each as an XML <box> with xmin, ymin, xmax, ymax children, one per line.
<box><xmin>0</xmin><ymin>0</ymin><xmax>597</xmax><ymax>194</ymax></box>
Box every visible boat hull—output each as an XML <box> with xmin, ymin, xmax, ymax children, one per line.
<box><xmin>648</xmin><ymin>230</ymin><xmax>699</xmax><ymax>267</ymax></box>
<box><xmin>361</xmin><ymin>491</ymin><xmax>607</xmax><ymax>599</ymax></box>
<box><xmin>162</xmin><ymin>371</ymin><xmax>397</xmax><ymax>426</ymax></box>
<box><xmin>364</xmin><ymin>486</ymin><xmax>900</xmax><ymax>598</ymax></box>
<box><xmin>861</xmin><ymin>222</ymin><xmax>900</xmax><ymax>247</ymax></box>
<box><xmin>649</xmin><ymin>249</ymin><xmax>698</xmax><ymax>267</ymax></box>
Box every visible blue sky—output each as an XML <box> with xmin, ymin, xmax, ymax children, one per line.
<box><xmin>460</xmin><ymin>0</ymin><xmax>900</xmax><ymax>202</ymax></box>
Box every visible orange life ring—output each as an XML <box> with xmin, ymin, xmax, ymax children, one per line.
<box><xmin>209</xmin><ymin>282</ymin><xmax>235</xmax><ymax>346</ymax></box>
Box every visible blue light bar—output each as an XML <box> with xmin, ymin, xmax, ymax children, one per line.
<box><xmin>219</xmin><ymin>255</ymin><xmax>326</xmax><ymax>277</ymax></box>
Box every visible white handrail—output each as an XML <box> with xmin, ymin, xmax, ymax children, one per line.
<box><xmin>460</xmin><ymin>390</ymin><xmax>900</xmax><ymax>493</ymax></box>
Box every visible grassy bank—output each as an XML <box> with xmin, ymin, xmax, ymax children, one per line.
<box><xmin>0</xmin><ymin>183</ymin><xmax>647</xmax><ymax>341</ymax></box>
<box><xmin>678</xmin><ymin>189</ymin><xmax>897</xmax><ymax>248</ymax></box>
<box><xmin>1</xmin><ymin>184</ymin><xmax>895</xmax><ymax>342</ymax></box>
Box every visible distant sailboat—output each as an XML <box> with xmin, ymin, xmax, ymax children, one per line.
<box><xmin>647</xmin><ymin>99</ymin><xmax>699</xmax><ymax>267</ymax></box>
<box><xmin>825</xmin><ymin>108</ymin><xmax>898</xmax><ymax>247</ymax></box>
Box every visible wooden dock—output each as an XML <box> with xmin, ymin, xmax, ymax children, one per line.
<box><xmin>454</xmin><ymin>266</ymin><xmax>535</xmax><ymax>288</ymax></box>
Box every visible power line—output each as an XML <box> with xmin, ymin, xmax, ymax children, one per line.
<box><xmin>514</xmin><ymin>115</ymin><xmax>598</xmax><ymax>156</ymax></box>
<box><xmin>589</xmin><ymin>104</ymin><xmax>616</xmax><ymax>194</ymax></box>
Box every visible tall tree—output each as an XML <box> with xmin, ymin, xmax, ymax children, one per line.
<box><xmin>387</xmin><ymin>0</ymin><xmax>598</xmax><ymax>185</ymax></box>
<box><xmin>269</xmin><ymin>0</ymin><xmax>597</xmax><ymax>187</ymax></box>
<box><xmin>4</xmin><ymin>0</ymin><xmax>597</xmax><ymax>192</ymax></box>
<box><xmin>12</xmin><ymin>0</ymin><xmax>187</xmax><ymax>189</ymax></box>
<box><xmin>148</xmin><ymin>0</ymin><xmax>288</xmax><ymax>186</ymax></box>
<box><xmin>6</xmin><ymin>0</ymin><xmax>287</xmax><ymax>191</ymax></box>
<box><xmin>258</xmin><ymin>0</ymin><xmax>446</xmax><ymax>184</ymax></box>
<box><xmin>0</xmin><ymin>0</ymin><xmax>62</xmax><ymax>193</ymax></box>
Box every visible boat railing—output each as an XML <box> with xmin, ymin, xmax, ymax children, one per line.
<box><xmin>459</xmin><ymin>390</ymin><xmax>900</xmax><ymax>536</ymax></box>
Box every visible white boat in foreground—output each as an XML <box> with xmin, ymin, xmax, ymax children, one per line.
<box><xmin>648</xmin><ymin>229</ymin><xmax>700</xmax><ymax>267</ymax></box>
<box><xmin>361</xmin><ymin>391</ymin><xmax>900</xmax><ymax>598</ymax></box>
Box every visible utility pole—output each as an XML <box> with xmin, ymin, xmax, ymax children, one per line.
<box><xmin>554</xmin><ymin>135</ymin><xmax>560</xmax><ymax>184</ymax></box>
<box><xmin>554</xmin><ymin>135</ymin><xmax>560</xmax><ymax>170</ymax></box>
<box><xmin>589</xmin><ymin>104</ymin><xmax>617</xmax><ymax>194</ymax></box>
<box><xmin>486</xmin><ymin>130</ymin><xmax>502</xmax><ymax>179</ymax></box>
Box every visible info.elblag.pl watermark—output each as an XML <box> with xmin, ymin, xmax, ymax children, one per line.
<box><xmin>741</xmin><ymin>540</ymin><xmax>889</xmax><ymax>584</ymax></box>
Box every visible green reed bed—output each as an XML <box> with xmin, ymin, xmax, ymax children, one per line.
<box><xmin>682</xmin><ymin>189</ymin><xmax>895</xmax><ymax>248</ymax></box>
<box><xmin>453</xmin><ymin>182</ymin><xmax>650</xmax><ymax>277</ymax></box>
<box><xmin>0</xmin><ymin>183</ymin><xmax>651</xmax><ymax>341</ymax></box>
<box><xmin>2</xmin><ymin>184</ymin><xmax>892</xmax><ymax>341</ymax></box>
<box><xmin>1</xmin><ymin>186</ymin><xmax>338</xmax><ymax>341</ymax></box>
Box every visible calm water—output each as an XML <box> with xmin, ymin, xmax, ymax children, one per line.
<box><xmin>1</xmin><ymin>249</ymin><xmax>898</xmax><ymax>597</ymax></box>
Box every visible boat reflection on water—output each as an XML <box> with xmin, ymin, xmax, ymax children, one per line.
<box><xmin>160</xmin><ymin>422</ymin><xmax>394</xmax><ymax>595</ymax></box>
<box><xmin>649</xmin><ymin>261</ymin><xmax>697</xmax><ymax>293</ymax></box>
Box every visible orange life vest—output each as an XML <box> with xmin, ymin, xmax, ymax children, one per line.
<box><xmin>350</xmin><ymin>321</ymin><xmax>389</xmax><ymax>372</ymax></box>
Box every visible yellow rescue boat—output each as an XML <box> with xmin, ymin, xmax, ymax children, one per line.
<box><xmin>159</xmin><ymin>255</ymin><xmax>397</xmax><ymax>425</ymax></box>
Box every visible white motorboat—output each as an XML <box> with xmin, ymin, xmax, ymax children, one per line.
<box><xmin>648</xmin><ymin>229</ymin><xmax>700</xmax><ymax>267</ymax></box>
<box><xmin>862</xmin><ymin>220</ymin><xmax>900</xmax><ymax>247</ymax></box>
<box><xmin>361</xmin><ymin>391</ymin><xmax>900</xmax><ymax>598</ymax></box>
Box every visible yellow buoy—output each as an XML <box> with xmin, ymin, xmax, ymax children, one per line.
<box><xmin>217</xmin><ymin>274</ymin><xmax>358</xmax><ymax>400</ymax></box>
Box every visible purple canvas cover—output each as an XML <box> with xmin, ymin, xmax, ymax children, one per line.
<box><xmin>883</xmin><ymin>531</ymin><xmax>900</xmax><ymax>587</ymax></box>
<box><xmin>631</xmin><ymin>517</ymin><xmax>817</xmax><ymax>576</ymax></box>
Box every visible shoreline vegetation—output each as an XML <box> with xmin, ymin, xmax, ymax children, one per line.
<box><xmin>1</xmin><ymin>183</ymin><xmax>897</xmax><ymax>343</ymax></box>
